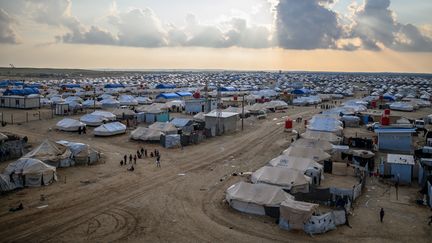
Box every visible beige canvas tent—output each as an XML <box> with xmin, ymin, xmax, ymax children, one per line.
<box><xmin>301</xmin><ymin>130</ymin><xmax>342</xmax><ymax>144</ymax></box>
<box><xmin>251</xmin><ymin>166</ymin><xmax>312</xmax><ymax>193</ymax></box>
<box><xmin>226</xmin><ymin>181</ymin><xmax>293</xmax><ymax>216</ymax></box>
<box><xmin>267</xmin><ymin>155</ymin><xmax>324</xmax><ymax>185</ymax></box>
<box><xmin>148</xmin><ymin>122</ymin><xmax>178</xmax><ymax>135</ymax></box>
<box><xmin>130</xmin><ymin>127</ymin><xmax>163</xmax><ymax>141</ymax></box>
<box><xmin>4</xmin><ymin>158</ymin><xmax>57</xmax><ymax>187</ymax></box>
<box><xmin>291</xmin><ymin>138</ymin><xmax>333</xmax><ymax>152</ymax></box>
<box><xmin>279</xmin><ymin>198</ymin><xmax>319</xmax><ymax>230</ymax></box>
<box><xmin>23</xmin><ymin>139</ymin><xmax>73</xmax><ymax>167</ymax></box>
<box><xmin>282</xmin><ymin>147</ymin><xmax>331</xmax><ymax>162</ymax></box>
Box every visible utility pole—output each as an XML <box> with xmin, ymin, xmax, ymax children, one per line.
<box><xmin>241</xmin><ymin>94</ymin><xmax>245</xmax><ymax>131</ymax></box>
<box><xmin>216</xmin><ymin>84</ymin><xmax>222</xmax><ymax>135</ymax></box>
<box><xmin>93</xmin><ymin>86</ymin><xmax>96</xmax><ymax>112</ymax></box>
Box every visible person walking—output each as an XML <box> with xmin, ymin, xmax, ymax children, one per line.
<box><xmin>82</xmin><ymin>126</ymin><xmax>86</xmax><ymax>134</ymax></box>
<box><xmin>124</xmin><ymin>155</ymin><xmax>127</xmax><ymax>163</ymax></box>
<box><xmin>78</xmin><ymin>126</ymin><xmax>82</xmax><ymax>135</ymax></box>
<box><xmin>129</xmin><ymin>154</ymin><xmax>133</xmax><ymax>164</ymax></box>
<box><xmin>380</xmin><ymin>208</ymin><xmax>385</xmax><ymax>223</ymax></box>
<box><xmin>141</xmin><ymin>147</ymin><xmax>144</xmax><ymax>154</ymax></box>
<box><xmin>144</xmin><ymin>149</ymin><xmax>148</xmax><ymax>157</ymax></box>
<box><xmin>133</xmin><ymin>155</ymin><xmax>137</xmax><ymax>164</ymax></box>
<box><xmin>120</xmin><ymin>160</ymin><xmax>123</xmax><ymax>166</ymax></box>
<box><xmin>156</xmin><ymin>156</ymin><xmax>161</xmax><ymax>168</ymax></box>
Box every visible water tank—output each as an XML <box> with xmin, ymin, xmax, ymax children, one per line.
<box><xmin>380</xmin><ymin>116</ymin><xmax>390</xmax><ymax>125</ymax></box>
<box><xmin>384</xmin><ymin>109</ymin><xmax>390</xmax><ymax>115</ymax></box>
<box><xmin>285</xmin><ymin>119</ymin><xmax>293</xmax><ymax>129</ymax></box>
<box><xmin>193</xmin><ymin>92</ymin><xmax>200</xmax><ymax>99</ymax></box>
<box><xmin>371</xmin><ymin>100</ymin><xmax>377</xmax><ymax>108</ymax></box>
<box><xmin>233</xmin><ymin>95</ymin><xmax>238</xmax><ymax>101</ymax></box>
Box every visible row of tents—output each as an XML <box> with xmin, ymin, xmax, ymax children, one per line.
<box><xmin>0</xmin><ymin>139</ymin><xmax>101</xmax><ymax>193</ymax></box>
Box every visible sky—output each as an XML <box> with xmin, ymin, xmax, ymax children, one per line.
<box><xmin>0</xmin><ymin>0</ymin><xmax>432</xmax><ymax>73</ymax></box>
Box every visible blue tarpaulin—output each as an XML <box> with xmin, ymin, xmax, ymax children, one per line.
<box><xmin>61</xmin><ymin>84</ymin><xmax>81</xmax><ymax>88</ymax></box>
<box><xmin>176</xmin><ymin>91</ymin><xmax>192</xmax><ymax>97</ymax></box>
<box><xmin>3</xmin><ymin>88</ymin><xmax>40</xmax><ymax>96</ymax></box>
<box><xmin>104</xmin><ymin>83</ymin><xmax>124</xmax><ymax>88</ymax></box>
<box><xmin>291</xmin><ymin>88</ymin><xmax>311</xmax><ymax>95</ymax></box>
<box><xmin>218</xmin><ymin>87</ymin><xmax>237</xmax><ymax>92</ymax></box>
<box><xmin>156</xmin><ymin>84</ymin><xmax>176</xmax><ymax>89</ymax></box>
<box><xmin>156</xmin><ymin>93</ymin><xmax>181</xmax><ymax>99</ymax></box>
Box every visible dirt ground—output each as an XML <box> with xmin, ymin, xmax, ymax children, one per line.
<box><xmin>0</xmin><ymin>104</ymin><xmax>431</xmax><ymax>243</ymax></box>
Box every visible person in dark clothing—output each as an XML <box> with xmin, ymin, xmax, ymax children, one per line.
<box><xmin>120</xmin><ymin>160</ymin><xmax>123</xmax><ymax>166</ymax></box>
<box><xmin>144</xmin><ymin>149</ymin><xmax>148</xmax><ymax>157</ymax></box>
<box><xmin>124</xmin><ymin>155</ymin><xmax>127</xmax><ymax>163</ymax></box>
<box><xmin>141</xmin><ymin>147</ymin><xmax>144</xmax><ymax>154</ymax></box>
<box><xmin>150</xmin><ymin>152</ymin><xmax>154</xmax><ymax>157</ymax></box>
<box><xmin>82</xmin><ymin>126</ymin><xmax>86</xmax><ymax>134</ymax></box>
<box><xmin>78</xmin><ymin>126</ymin><xmax>82</xmax><ymax>135</ymax></box>
<box><xmin>380</xmin><ymin>208</ymin><xmax>385</xmax><ymax>222</ymax></box>
<box><xmin>133</xmin><ymin>155</ymin><xmax>137</xmax><ymax>164</ymax></box>
<box><xmin>129</xmin><ymin>154</ymin><xmax>133</xmax><ymax>164</ymax></box>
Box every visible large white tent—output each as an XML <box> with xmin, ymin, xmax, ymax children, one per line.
<box><xmin>94</xmin><ymin>122</ymin><xmax>126</xmax><ymax>136</ymax></box>
<box><xmin>251</xmin><ymin>166</ymin><xmax>312</xmax><ymax>193</ymax></box>
<box><xmin>56</xmin><ymin>118</ymin><xmax>85</xmax><ymax>132</ymax></box>
<box><xmin>130</xmin><ymin>127</ymin><xmax>162</xmax><ymax>141</ymax></box>
<box><xmin>226</xmin><ymin>181</ymin><xmax>293</xmax><ymax>216</ymax></box>
<box><xmin>4</xmin><ymin>158</ymin><xmax>57</xmax><ymax>187</ymax></box>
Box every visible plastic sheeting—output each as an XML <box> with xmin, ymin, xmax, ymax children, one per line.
<box><xmin>163</xmin><ymin>134</ymin><xmax>181</xmax><ymax>148</ymax></box>
<box><xmin>130</xmin><ymin>127</ymin><xmax>162</xmax><ymax>141</ymax></box>
<box><xmin>279</xmin><ymin>199</ymin><xmax>319</xmax><ymax>230</ymax></box>
<box><xmin>23</xmin><ymin>140</ymin><xmax>72</xmax><ymax>167</ymax></box>
<box><xmin>80</xmin><ymin>114</ymin><xmax>107</xmax><ymax>126</ymax></box>
<box><xmin>118</xmin><ymin>95</ymin><xmax>138</xmax><ymax>106</ymax></box>
<box><xmin>303</xmin><ymin>212</ymin><xmax>336</xmax><ymax>234</ymax></box>
<box><xmin>307</xmin><ymin>115</ymin><xmax>343</xmax><ymax>135</ymax></box>
<box><xmin>389</xmin><ymin>102</ymin><xmax>414</xmax><ymax>111</ymax></box>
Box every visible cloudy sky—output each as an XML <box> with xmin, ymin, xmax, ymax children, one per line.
<box><xmin>0</xmin><ymin>0</ymin><xmax>431</xmax><ymax>72</ymax></box>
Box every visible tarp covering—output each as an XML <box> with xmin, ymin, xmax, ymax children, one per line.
<box><xmin>163</xmin><ymin>134</ymin><xmax>181</xmax><ymax>148</ymax></box>
<box><xmin>307</xmin><ymin>115</ymin><xmax>343</xmax><ymax>135</ymax></box>
<box><xmin>279</xmin><ymin>199</ymin><xmax>319</xmax><ymax>230</ymax></box>
<box><xmin>4</xmin><ymin>158</ymin><xmax>56</xmax><ymax>187</ymax></box>
<box><xmin>94</xmin><ymin>122</ymin><xmax>126</xmax><ymax>136</ymax></box>
<box><xmin>118</xmin><ymin>95</ymin><xmax>138</xmax><ymax>106</ymax></box>
<box><xmin>0</xmin><ymin>174</ymin><xmax>17</xmax><ymax>192</ymax></box>
<box><xmin>251</xmin><ymin>166</ymin><xmax>311</xmax><ymax>193</ymax></box>
<box><xmin>130</xmin><ymin>127</ymin><xmax>162</xmax><ymax>141</ymax></box>
<box><xmin>23</xmin><ymin>140</ymin><xmax>72</xmax><ymax>167</ymax></box>
<box><xmin>82</xmin><ymin>99</ymin><xmax>102</xmax><ymax>108</ymax></box>
<box><xmin>268</xmin><ymin>155</ymin><xmax>323</xmax><ymax>173</ymax></box>
<box><xmin>149</xmin><ymin>122</ymin><xmax>178</xmax><ymax>134</ymax></box>
<box><xmin>56</xmin><ymin>140</ymin><xmax>100</xmax><ymax>165</ymax></box>
<box><xmin>390</xmin><ymin>102</ymin><xmax>414</xmax><ymax>111</ymax></box>
<box><xmin>56</xmin><ymin>118</ymin><xmax>85</xmax><ymax>132</ymax></box>
<box><xmin>291</xmin><ymin>138</ymin><xmax>333</xmax><ymax>152</ymax></box>
<box><xmin>282</xmin><ymin>147</ymin><xmax>331</xmax><ymax>162</ymax></box>
<box><xmin>226</xmin><ymin>181</ymin><xmax>294</xmax><ymax>207</ymax></box>
<box><xmin>89</xmin><ymin>111</ymin><xmax>116</xmax><ymax>121</ymax></box>
<box><xmin>301</xmin><ymin>130</ymin><xmax>342</xmax><ymax>144</ymax></box>
<box><xmin>112</xmin><ymin>108</ymin><xmax>136</xmax><ymax>118</ymax></box>
<box><xmin>193</xmin><ymin>112</ymin><xmax>205</xmax><ymax>122</ymax></box>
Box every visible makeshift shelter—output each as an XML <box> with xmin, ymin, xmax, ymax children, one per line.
<box><xmin>94</xmin><ymin>122</ymin><xmax>126</xmax><ymax>136</ymax></box>
<box><xmin>56</xmin><ymin>140</ymin><xmax>100</xmax><ymax>165</ymax></box>
<box><xmin>155</xmin><ymin>93</ymin><xmax>181</xmax><ymax>101</ymax></box>
<box><xmin>251</xmin><ymin>166</ymin><xmax>312</xmax><ymax>193</ymax></box>
<box><xmin>89</xmin><ymin>111</ymin><xmax>117</xmax><ymax>121</ymax></box>
<box><xmin>155</xmin><ymin>84</ymin><xmax>176</xmax><ymax>89</ymax></box>
<box><xmin>390</xmin><ymin>102</ymin><xmax>414</xmax><ymax>111</ymax></box>
<box><xmin>4</xmin><ymin>158</ymin><xmax>57</xmax><ymax>187</ymax></box>
<box><xmin>279</xmin><ymin>199</ymin><xmax>319</xmax><ymax>230</ymax></box>
<box><xmin>226</xmin><ymin>182</ymin><xmax>294</xmax><ymax>217</ymax></box>
<box><xmin>193</xmin><ymin>112</ymin><xmax>206</xmax><ymax>122</ymax></box>
<box><xmin>291</xmin><ymin>138</ymin><xmax>333</xmax><ymax>153</ymax></box>
<box><xmin>205</xmin><ymin>111</ymin><xmax>239</xmax><ymax>136</ymax></box>
<box><xmin>56</xmin><ymin>118</ymin><xmax>85</xmax><ymax>132</ymax></box>
<box><xmin>161</xmin><ymin>134</ymin><xmax>181</xmax><ymax>148</ymax></box>
<box><xmin>170</xmin><ymin>118</ymin><xmax>194</xmax><ymax>133</ymax></box>
<box><xmin>82</xmin><ymin>99</ymin><xmax>102</xmax><ymax>109</ymax></box>
<box><xmin>341</xmin><ymin>115</ymin><xmax>360</xmax><ymax>127</ymax></box>
<box><xmin>375</xmin><ymin>128</ymin><xmax>416</xmax><ymax>153</ymax></box>
<box><xmin>149</xmin><ymin>122</ymin><xmax>178</xmax><ymax>135</ymax></box>
<box><xmin>383</xmin><ymin>154</ymin><xmax>415</xmax><ymax>184</ymax></box>
<box><xmin>100</xmin><ymin>98</ymin><xmax>120</xmax><ymax>109</ymax></box>
<box><xmin>23</xmin><ymin>140</ymin><xmax>73</xmax><ymax>167</ymax></box>
<box><xmin>301</xmin><ymin>130</ymin><xmax>342</xmax><ymax>144</ymax></box>
<box><xmin>130</xmin><ymin>127</ymin><xmax>163</xmax><ymax>142</ymax></box>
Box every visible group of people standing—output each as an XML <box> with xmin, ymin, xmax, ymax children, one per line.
<box><xmin>119</xmin><ymin>147</ymin><xmax>162</xmax><ymax>171</ymax></box>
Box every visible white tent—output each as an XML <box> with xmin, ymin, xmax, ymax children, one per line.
<box><xmin>307</xmin><ymin>115</ymin><xmax>343</xmax><ymax>135</ymax></box>
<box><xmin>136</xmin><ymin>96</ymin><xmax>152</xmax><ymax>105</ymax></box>
<box><xmin>118</xmin><ymin>95</ymin><xmax>138</xmax><ymax>106</ymax></box>
<box><xmin>301</xmin><ymin>130</ymin><xmax>342</xmax><ymax>144</ymax></box>
<box><xmin>112</xmin><ymin>108</ymin><xmax>136</xmax><ymax>118</ymax></box>
<box><xmin>282</xmin><ymin>147</ymin><xmax>331</xmax><ymax>162</ymax></box>
<box><xmin>94</xmin><ymin>122</ymin><xmax>126</xmax><ymax>136</ymax></box>
<box><xmin>82</xmin><ymin>99</ymin><xmax>102</xmax><ymax>108</ymax></box>
<box><xmin>267</xmin><ymin>155</ymin><xmax>324</xmax><ymax>185</ymax></box>
<box><xmin>4</xmin><ymin>158</ymin><xmax>57</xmax><ymax>187</ymax></box>
<box><xmin>89</xmin><ymin>111</ymin><xmax>117</xmax><ymax>121</ymax></box>
<box><xmin>24</xmin><ymin>140</ymin><xmax>73</xmax><ymax>167</ymax></box>
<box><xmin>251</xmin><ymin>166</ymin><xmax>312</xmax><ymax>193</ymax></box>
<box><xmin>226</xmin><ymin>181</ymin><xmax>294</xmax><ymax>216</ymax></box>
<box><xmin>130</xmin><ymin>127</ymin><xmax>162</xmax><ymax>141</ymax></box>
<box><xmin>389</xmin><ymin>102</ymin><xmax>414</xmax><ymax>111</ymax></box>
<box><xmin>291</xmin><ymin>138</ymin><xmax>333</xmax><ymax>152</ymax></box>
<box><xmin>56</xmin><ymin>118</ymin><xmax>85</xmax><ymax>132</ymax></box>
<box><xmin>100</xmin><ymin>98</ymin><xmax>120</xmax><ymax>108</ymax></box>
<box><xmin>80</xmin><ymin>114</ymin><xmax>108</xmax><ymax>126</ymax></box>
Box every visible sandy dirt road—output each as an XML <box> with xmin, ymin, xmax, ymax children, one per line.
<box><xmin>0</xmin><ymin>105</ymin><xmax>431</xmax><ymax>242</ymax></box>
